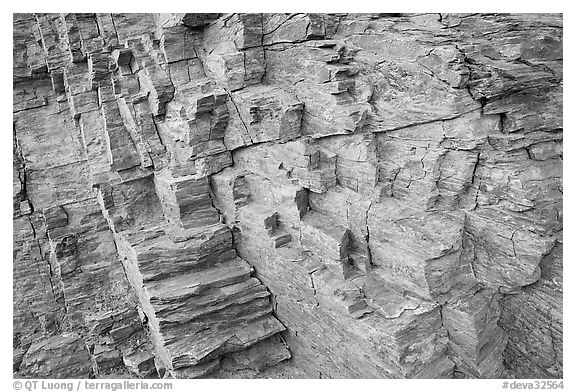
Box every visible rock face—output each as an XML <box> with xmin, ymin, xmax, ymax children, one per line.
<box><xmin>13</xmin><ymin>13</ymin><xmax>562</xmax><ymax>379</ymax></box>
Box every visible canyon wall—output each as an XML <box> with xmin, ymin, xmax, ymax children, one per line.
<box><xmin>13</xmin><ymin>13</ymin><xmax>562</xmax><ymax>379</ymax></box>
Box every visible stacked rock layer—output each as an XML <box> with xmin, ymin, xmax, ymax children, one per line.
<box><xmin>13</xmin><ymin>13</ymin><xmax>562</xmax><ymax>379</ymax></box>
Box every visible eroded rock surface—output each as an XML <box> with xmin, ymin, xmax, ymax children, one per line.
<box><xmin>13</xmin><ymin>13</ymin><xmax>562</xmax><ymax>379</ymax></box>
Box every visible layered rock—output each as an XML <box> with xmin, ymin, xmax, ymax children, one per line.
<box><xmin>13</xmin><ymin>12</ymin><xmax>289</xmax><ymax>379</ymax></box>
<box><xmin>13</xmin><ymin>13</ymin><xmax>562</xmax><ymax>379</ymax></box>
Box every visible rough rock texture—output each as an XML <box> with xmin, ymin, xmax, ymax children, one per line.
<box><xmin>13</xmin><ymin>13</ymin><xmax>562</xmax><ymax>379</ymax></box>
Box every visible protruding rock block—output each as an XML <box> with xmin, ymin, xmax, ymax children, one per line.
<box><xmin>365</xmin><ymin>300</ymin><xmax>451</xmax><ymax>378</ymax></box>
<box><xmin>121</xmin><ymin>223</ymin><xmax>236</xmax><ymax>282</ymax></box>
<box><xmin>202</xmin><ymin>14</ymin><xmax>265</xmax><ymax>91</ymax></box>
<box><xmin>264</xmin><ymin>41</ymin><xmax>372</xmax><ymax>136</ymax></box>
<box><xmin>88</xmin><ymin>52</ymin><xmax>111</xmax><ymax>88</ymax></box>
<box><xmin>42</xmin><ymin>205</ymin><xmax>68</xmax><ymax>230</ymax></box>
<box><xmin>465</xmin><ymin>210</ymin><xmax>556</xmax><ymax>290</ymax></box>
<box><xmin>167</xmin><ymin>313</ymin><xmax>285</xmax><ymax>372</ymax></box>
<box><xmin>237</xmin><ymin>205</ymin><xmax>293</xmax><ymax>250</ymax></box>
<box><xmin>98</xmin><ymin>175</ymin><xmax>165</xmax><ymax>232</ymax></box>
<box><xmin>160</xmin><ymin>25</ymin><xmax>199</xmax><ymax>64</ymax></box>
<box><xmin>35</xmin><ymin>13</ymin><xmax>73</xmax><ymax>73</ymax></box>
<box><xmin>210</xmin><ymin>168</ymin><xmax>251</xmax><ymax>227</ymax></box>
<box><xmin>159</xmin><ymin>267</ymin><xmax>285</xmax><ymax>371</ymax></box>
<box><xmin>167</xmin><ymin>82</ymin><xmax>229</xmax><ymax>146</ymax></box>
<box><xmin>101</xmin><ymin>100</ymin><xmax>142</xmax><ymax>171</ymax></box>
<box><xmin>158</xmin><ymin>77</ymin><xmax>233</xmax><ymax>176</ymax></box>
<box><xmin>228</xmin><ymin>85</ymin><xmax>304</xmax><ymax>146</ymax></box>
<box><xmin>263</xmin><ymin>14</ymin><xmax>342</xmax><ymax>45</ymax></box>
<box><xmin>484</xmin><ymin>86</ymin><xmax>562</xmax><ymax>134</ymax></box>
<box><xmin>229</xmin><ymin>335</ymin><xmax>292</xmax><ymax>372</ymax></box>
<box><xmin>443</xmin><ymin>289</ymin><xmax>507</xmax><ymax>378</ymax></box>
<box><xmin>499</xmin><ymin>241</ymin><xmax>563</xmax><ymax>378</ymax></box>
<box><xmin>367</xmin><ymin>200</ymin><xmax>466</xmax><ymax>300</ymax></box>
<box><xmin>14</xmin><ymin>102</ymin><xmax>84</xmax><ymax>172</ymax></box>
<box><xmin>308</xmin><ymin>185</ymin><xmax>371</xmax><ymax>251</ymax></box>
<box><xmin>19</xmin><ymin>334</ymin><xmax>93</xmax><ymax>378</ymax></box>
<box><xmin>312</xmin><ymin>267</ymin><xmax>371</xmax><ymax>318</ymax></box>
<box><xmin>146</xmin><ymin>258</ymin><xmax>253</xmax><ymax>310</ymax></box>
<box><xmin>231</xmin><ymin>139</ymin><xmax>337</xmax><ymax>194</ymax></box>
<box><xmin>301</xmin><ymin>211</ymin><xmax>351</xmax><ymax>278</ymax></box>
<box><xmin>13</xmin><ymin>14</ymin><xmax>48</xmax><ymax>81</ymax></box>
<box><xmin>111</xmin><ymin>13</ymin><xmax>156</xmax><ymax>44</ymax></box>
<box><xmin>181</xmin><ymin>13</ymin><xmax>221</xmax><ymax>28</ymax></box>
<box><xmin>154</xmin><ymin>174</ymin><xmax>221</xmax><ymax>229</ymax></box>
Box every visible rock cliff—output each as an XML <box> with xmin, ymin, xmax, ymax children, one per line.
<box><xmin>13</xmin><ymin>13</ymin><xmax>562</xmax><ymax>379</ymax></box>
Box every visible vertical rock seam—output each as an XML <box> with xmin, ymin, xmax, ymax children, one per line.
<box><xmin>13</xmin><ymin>13</ymin><xmax>562</xmax><ymax>379</ymax></box>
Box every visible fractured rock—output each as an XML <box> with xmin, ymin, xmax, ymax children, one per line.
<box><xmin>13</xmin><ymin>12</ymin><xmax>563</xmax><ymax>380</ymax></box>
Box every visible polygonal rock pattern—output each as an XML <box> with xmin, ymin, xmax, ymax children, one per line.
<box><xmin>13</xmin><ymin>13</ymin><xmax>562</xmax><ymax>379</ymax></box>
